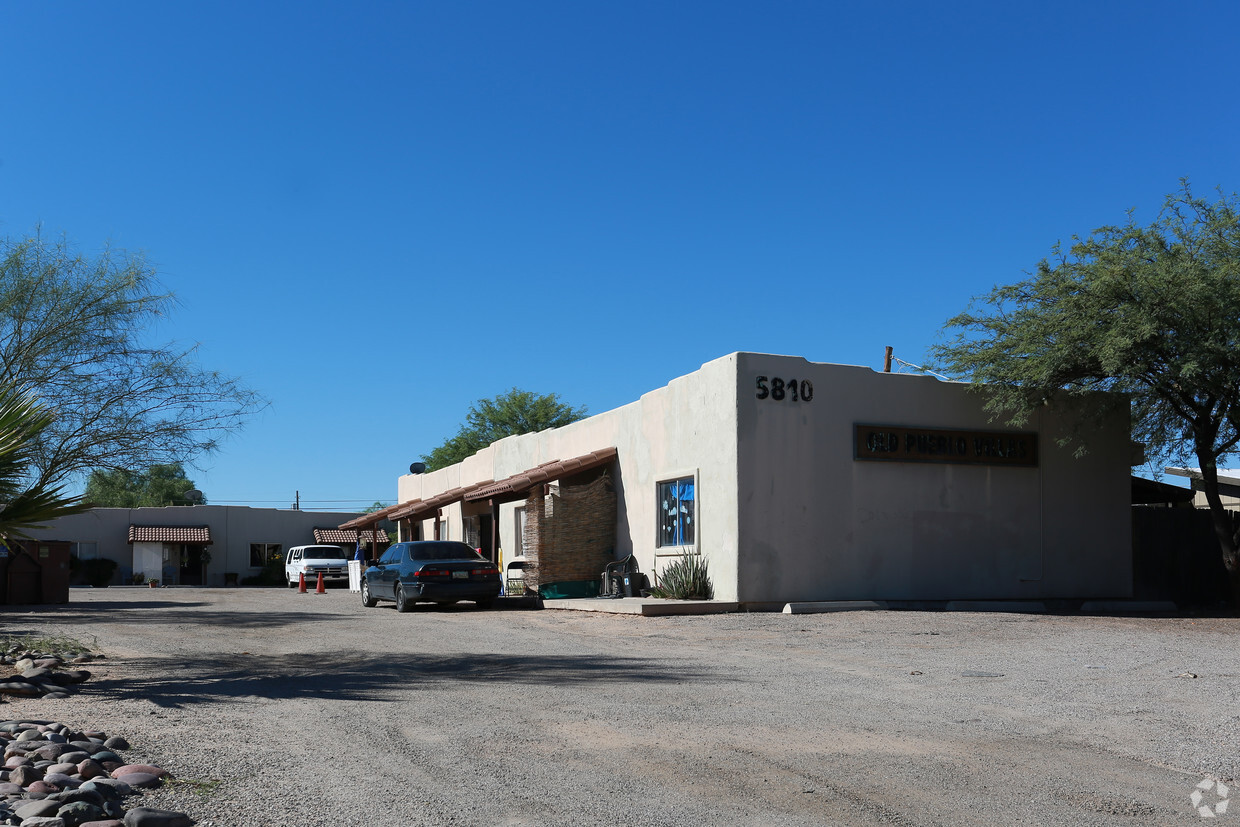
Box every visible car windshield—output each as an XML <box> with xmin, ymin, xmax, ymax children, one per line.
<box><xmin>304</xmin><ymin>547</ymin><xmax>347</xmax><ymax>560</ymax></box>
<box><xmin>409</xmin><ymin>542</ymin><xmax>483</xmax><ymax>561</ymax></box>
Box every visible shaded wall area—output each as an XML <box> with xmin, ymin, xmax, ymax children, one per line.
<box><xmin>1132</xmin><ymin>507</ymin><xmax>1232</xmax><ymax>607</ymax></box>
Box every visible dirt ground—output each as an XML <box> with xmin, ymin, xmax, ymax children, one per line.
<box><xmin>2</xmin><ymin>588</ymin><xmax>1236</xmax><ymax>826</ymax></box>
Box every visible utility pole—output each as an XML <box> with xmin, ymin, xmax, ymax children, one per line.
<box><xmin>883</xmin><ymin>346</ymin><xmax>893</xmax><ymax>373</ymax></box>
<box><xmin>293</xmin><ymin>491</ymin><xmax>300</xmax><ymax>511</ymax></box>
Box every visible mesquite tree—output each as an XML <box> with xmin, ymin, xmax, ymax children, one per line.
<box><xmin>932</xmin><ymin>182</ymin><xmax>1240</xmax><ymax>606</ymax></box>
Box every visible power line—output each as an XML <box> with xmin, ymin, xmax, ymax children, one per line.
<box><xmin>891</xmin><ymin>356</ymin><xmax>951</xmax><ymax>381</ymax></box>
<box><xmin>209</xmin><ymin>498</ymin><xmax>388</xmax><ymax>503</ymax></box>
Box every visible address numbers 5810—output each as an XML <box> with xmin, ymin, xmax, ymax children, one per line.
<box><xmin>756</xmin><ymin>376</ymin><xmax>813</xmax><ymax>402</ymax></box>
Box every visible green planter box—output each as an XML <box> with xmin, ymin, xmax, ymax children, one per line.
<box><xmin>538</xmin><ymin>580</ymin><xmax>601</xmax><ymax>599</ymax></box>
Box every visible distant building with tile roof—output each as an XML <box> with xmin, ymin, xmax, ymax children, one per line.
<box><xmin>27</xmin><ymin>505</ymin><xmax>381</xmax><ymax>587</ymax></box>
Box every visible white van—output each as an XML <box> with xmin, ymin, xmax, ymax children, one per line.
<box><xmin>284</xmin><ymin>545</ymin><xmax>350</xmax><ymax>588</ymax></box>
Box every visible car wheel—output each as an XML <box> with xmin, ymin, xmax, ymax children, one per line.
<box><xmin>287</xmin><ymin>575</ymin><xmax>297</xmax><ymax>589</ymax></box>
<box><xmin>475</xmin><ymin>598</ymin><xmax>494</xmax><ymax>610</ymax></box>
<box><xmin>395</xmin><ymin>583</ymin><xmax>412</xmax><ymax>613</ymax></box>
<box><xmin>361</xmin><ymin>579</ymin><xmax>377</xmax><ymax>608</ymax></box>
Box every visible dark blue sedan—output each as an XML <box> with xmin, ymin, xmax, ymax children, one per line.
<box><xmin>361</xmin><ymin>541</ymin><xmax>501</xmax><ymax>611</ymax></box>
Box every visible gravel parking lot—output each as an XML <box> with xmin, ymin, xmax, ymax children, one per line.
<box><xmin>2</xmin><ymin>588</ymin><xmax>1237</xmax><ymax>826</ymax></box>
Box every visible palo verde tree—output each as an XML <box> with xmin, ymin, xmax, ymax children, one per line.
<box><xmin>931</xmin><ymin>181</ymin><xmax>1240</xmax><ymax>606</ymax></box>
<box><xmin>0</xmin><ymin>386</ymin><xmax>89</xmax><ymax>540</ymax></box>
<box><xmin>423</xmin><ymin>389</ymin><xmax>588</xmax><ymax>471</ymax></box>
<box><xmin>0</xmin><ymin>231</ymin><xmax>265</xmax><ymax>489</ymax></box>
<box><xmin>84</xmin><ymin>463</ymin><xmax>204</xmax><ymax>508</ymax></box>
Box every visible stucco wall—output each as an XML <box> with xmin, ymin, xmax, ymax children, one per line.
<box><xmin>395</xmin><ymin>354</ymin><xmax>742</xmax><ymax>597</ymax></box>
<box><xmin>734</xmin><ymin>354</ymin><xmax>1132</xmax><ymax>603</ymax></box>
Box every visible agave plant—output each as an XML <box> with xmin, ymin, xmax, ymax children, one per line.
<box><xmin>650</xmin><ymin>553</ymin><xmax>713</xmax><ymax>600</ymax></box>
<box><xmin>0</xmin><ymin>386</ymin><xmax>89</xmax><ymax>539</ymax></box>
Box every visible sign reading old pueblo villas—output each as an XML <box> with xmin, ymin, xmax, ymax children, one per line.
<box><xmin>854</xmin><ymin>425</ymin><xmax>1038</xmax><ymax>467</ymax></box>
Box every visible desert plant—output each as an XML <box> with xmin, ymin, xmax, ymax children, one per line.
<box><xmin>650</xmin><ymin>553</ymin><xmax>713</xmax><ymax>600</ymax></box>
<box><xmin>0</xmin><ymin>632</ymin><xmax>95</xmax><ymax>659</ymax></box>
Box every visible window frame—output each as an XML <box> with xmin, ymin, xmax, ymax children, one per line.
<box><xmin>249</xmin><ymin>543</ymin><xmax>282</xmax><ymax>568</ymax></box>
<box><xmin>513</xmin><ymin>506</ymin><xmax>529</xmax><ymax>559</ymax></box>
<box><xmin>70</xmin><ymin>541</ymin><xmax>98</xmax><ymax>560</ymax></box>
<box><xmin>655</xmin><ymin>470</ymin><xmax>699</xmax><ymax>556</ymax></box>
<box><xmin>463</xmin><ymin>515</ymin><xmax>480</xmax><ymax>549</ymax></box>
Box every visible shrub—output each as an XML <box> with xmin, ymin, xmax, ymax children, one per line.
<box><xmin>650</xmin><ymin>553</ymin><xmax>713</xmax><ymax>600</ymax></box>
<box><xmin>76</xmin><ymin>557</ymin><xmax>118</xmax><ymax>587</ymax></box>
<box><xmin>240</xmin><ymin>557</ymin><xmax>284</xmax><ymax>586</ymax></box>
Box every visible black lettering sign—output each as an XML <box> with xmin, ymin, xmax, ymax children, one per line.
<box><xmin>856</xmin><ymin>424</ymin><xmax>1038</xmax><ymax>467</ymax></box>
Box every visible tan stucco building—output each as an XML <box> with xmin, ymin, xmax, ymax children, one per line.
<box><xmin>358</xmin><ymin>353</ymin><xmax>1133</xmax><ymax>606</ymax></box>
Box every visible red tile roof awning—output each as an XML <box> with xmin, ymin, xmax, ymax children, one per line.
<box><xmin>338</xmin><ymin>503</ymin><xmax>403</xmax><ymax>531</ymax></box>
<box><xmin>387</xmin><ymin>480</ymin><xmax>495</xmax><ymax>521</ymax></box>
<box><xmin>128</xmin><ymin>525</ymin><xmax>212</xmax><ymax>544</ymax></box>
<box><xmin>465</xmin><ymin>448</ymin><xmax>617</xmax><ymax>503</ymax></box>
<box><xmin>314</xmin><ymin>527</ymin><xmax>388</xmax><ymax>544</ymax></box>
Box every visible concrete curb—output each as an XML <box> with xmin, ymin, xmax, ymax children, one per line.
<box><xmin>945</xmin><ymin>600</ymin><xmax>1046</xmax><ymax>614</ymax></box>
<box><xmin>782</xmin><ymin>600</ymin><xmax>887</xmax><ymax>614</ymax></box>
<box><xmin>1079</xmin><ymin>600</ymin><xmax>1178</xmax><ymax>613</ymax></box>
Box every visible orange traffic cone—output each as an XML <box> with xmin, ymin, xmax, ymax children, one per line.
<box><xmin>316</xmin><ymin>572</ymin><xmax>326</xmax><ymax>594</ymax></box>
<box><xmin>298</xmin><ymin>572</ymin><xmax>307</xmax><ymax>593</ymax></box>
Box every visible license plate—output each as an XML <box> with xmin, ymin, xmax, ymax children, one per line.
<box><xmin>452</xmin><ymin>570</ymin><xmax>468</xmax><ymax>579</ymax></box>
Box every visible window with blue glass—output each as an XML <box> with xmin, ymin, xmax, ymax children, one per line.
<box><xmin>657</xmin><ymin>477</ymin><xmax>695</xmax><ymax>547</ymax></box>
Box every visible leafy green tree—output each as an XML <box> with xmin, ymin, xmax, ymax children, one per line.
<box><xmin>423</xmin><ymin>389</ymin><xmax>588</xmax><ymax>471</ymax></box>
<box><xmin>0</xmin><ymin>387</ymin><xmax>89</xmax><ymax>539</ymax></box>
<box><xmin>84</xmin><ymin>463</ymin><xmax>204</xmax><ymax>507</ymax></box>
<box><xmin>0</xmin><ymin>231</ymin><xmax>265</xmax><ymax>488</ymax></box>
<box><xmin>931</xmin><ymin>182</ymin><xmax>1240</xmax><ymax>606</ymax></box>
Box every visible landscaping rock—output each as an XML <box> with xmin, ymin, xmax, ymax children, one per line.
<box><xmin>58</xmin><ymin>800</ymin><xmax>107</xmax><ymax>826</ymax></box>
<box><xmin>82</xmin><ymin>778</ymin><xmax>131</xmax><ymax>798</ymax></box>
<box><xmin>77</xmin><ymin>759</ymin><xmax>107</xmax><ymax>780</ymax></box>
<box><xmin>122</xmin><ymin>807</ymin><xmax>195</xmax><ymax>827</ymax></box>
<box><xmin>0</xmin><ymin>722</ymin><xmax>192</xmax><ymax>827</ymax></box>
<box><xmin>112</xmin><ymin>772</ymin><xmax>161</xmax><ymax>789</ymax></box>
<box><xmin>20</xmin><ymin>817</ymin><xmax>66</xmax><ymax>827</ymax></box>
<box><xmin>11</xmin><ymin>764</ymin><xmax>43</xmax><ymax>786</ymax></box>
<box><xmin>14</xmin><ymin>797</ymin><xmax>61</xmax><ymax>819</ymax></box>
<box><xmin>110</xmin><ymin>765</ymin><xmax>169</xmax><ymax>780</ymax></box>
<box><xmin>22</xmin><ymin>667</ymin><xmax>57</xmax><ymax>682</ymax></box>
<box><xmin>58</xmin><ymin>788</ymin><xmax>105</xmax><ymax>807</ymax></box>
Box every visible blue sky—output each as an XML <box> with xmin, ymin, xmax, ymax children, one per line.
<box><xmin>2</xmin><ymin>1</ymin><xmax>1236</xmax><ymax>507</ymax></box>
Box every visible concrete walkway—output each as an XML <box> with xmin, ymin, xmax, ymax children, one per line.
<box><xmin>541</xmin><ymin>596</ymin><xmax>740</xmax><ymax>616</ymax></box>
